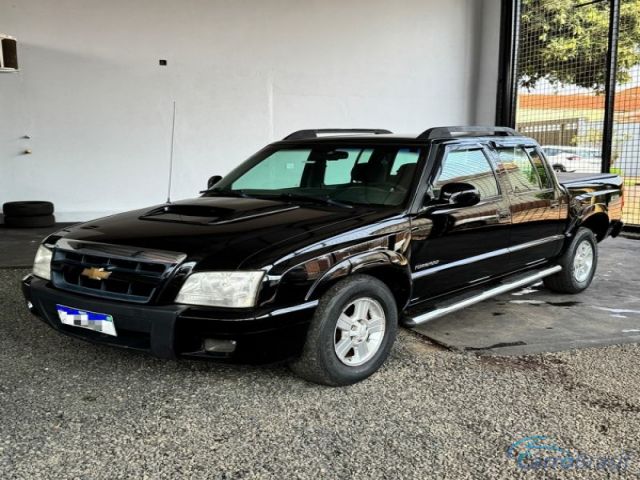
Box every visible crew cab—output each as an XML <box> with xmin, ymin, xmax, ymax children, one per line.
<box><xmin>22</xmin><ymin>126</ymin><xmax>624</xmax><ymax>386</ymax></box>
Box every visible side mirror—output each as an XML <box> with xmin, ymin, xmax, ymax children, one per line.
<box><xmin>438</xmin><ymin>182</ymin><xmax>480</xmax><ymax>208</ymax></box>
<box><xmin>207</xmin><ymin>175</ymin><xmax>223</xmax><ymax>189</ymax></box>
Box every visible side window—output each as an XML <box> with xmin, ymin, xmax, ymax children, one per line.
<box><xmin>324</xmin><ymin>148</ymin><xmax>372</xmax><ymax>185</ymax></box>
<box><xmin>526</xmin><ymin>147</ymin><xmax>552</xmax><ymax>189</ymax></box>
<box><xmin>232</xmin><ymin>150</ymin><xmax>309</xmax><ymax>190</ymax></box>
<box><xmin>497</xmin><ymin>147</ymin><xmax>542</xmax><ymax>192</ymax></box>
<box><xmin>433</xmin><ymin>149</ymin><xmax>500</xmax><ymax>199</ymax></box>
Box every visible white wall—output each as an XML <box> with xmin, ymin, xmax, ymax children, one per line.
<box><xmin>475</xmin><ymin>0</ymin><xmax>501</xmax><ymax>124</ymax></box>
<box><xmin>1</xmin><ymin>0</ymin><xmax>500</xmax><ymax>221</ymax></box>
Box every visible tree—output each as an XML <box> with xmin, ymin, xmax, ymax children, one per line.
<box><xmin>518</xmin><ymin>0</ymin><xmax>640</xmax><ymax>91</ymax></box>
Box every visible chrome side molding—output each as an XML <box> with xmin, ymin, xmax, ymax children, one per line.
<box><xmin>405</xmin><ymin>265</ymin><xmax>562</xmax><ymax>327</ymax></box>
<box><xmin>411</xmin><ymin>235</ymin><xmax>564</xmax><ymax>280</ymax></box>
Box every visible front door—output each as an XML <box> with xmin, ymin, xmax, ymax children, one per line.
<box><xmin>409</xmin><ymin>143</ymin><xmax>512</xmax><ymax>304</ymax></box>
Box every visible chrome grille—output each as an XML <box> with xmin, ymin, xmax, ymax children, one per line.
<box><xmin>50</xmin><ymin>239</ymin><xmax>186</xmax><ymax>303</ymax></box>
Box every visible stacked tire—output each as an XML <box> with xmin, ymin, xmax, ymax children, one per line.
<box><xmin>2</xmin><ymin>201</ymin><xmax>56</xmax><ymax>228</ymax></box>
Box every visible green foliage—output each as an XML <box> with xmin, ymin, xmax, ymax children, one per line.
<box><xmin>518</xmin><ymin>0</ymin><xmax>640</xmax><ymax>91</ymax></box>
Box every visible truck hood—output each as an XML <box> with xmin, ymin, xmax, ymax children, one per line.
<box><xmin>53</xmin><ymin>196</ymin><xmax>390</xmax><ymax>270</ymax></box>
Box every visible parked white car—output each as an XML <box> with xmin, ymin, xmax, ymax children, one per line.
<box><xmin>541</xmin><ymin>145</ymin><xmax>602</xmax><ymax>173</ymax></box>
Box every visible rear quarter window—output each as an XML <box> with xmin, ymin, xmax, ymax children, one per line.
<box><xmin>497</xmin><ymin>147</ymin><xmax>543</xmax><ymax>193</ymax></box>
<box><xmin>526</xmin><ymin>147</ymin><xmax>552</xmax><ymax>189</ymax></box>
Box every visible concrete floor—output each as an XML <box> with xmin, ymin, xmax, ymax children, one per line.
<box><xmin>412</xmin><ymin>236</ymin><xmax>640</xmax><ymax>355</ymax></box>
<box><xmin>0</xmin><ymin>221</ymin><xmax>73</xmax><ymax>268</ymax></box>
<box><xmin>3</xmin><ymin>267</ymin><xmax>640</xmax><ymax>478</ymax></box>
<box><xmin>0</xmin><ymin>231</ymin><xmax>639</xmax><ymax>477</ymax></box>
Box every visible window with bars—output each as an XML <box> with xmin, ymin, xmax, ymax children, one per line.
<box><xmin>511</xmin><ymin>0</ymin><xmax>640</xmax><ymax>226</ymax></box>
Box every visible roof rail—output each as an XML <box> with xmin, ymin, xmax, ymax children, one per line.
<box><xmin>417</xmin><ymin>126</ymin><xmax>518</xmax><ymax>140</ymax></box>
<box><xmin>283</xmin><ymin>128</ymin><xmax>392</xmax><ymax>141</ymax></box>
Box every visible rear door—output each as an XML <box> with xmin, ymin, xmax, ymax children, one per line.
<box><xmin>409</xmin><ymin>143</ymin><xmax>512</xmax><ymax>303</ymax></box>
<box><xmin>490</xmin><ymin>144</ymin><xmax>565</xmax><ymax>270</ymax></box>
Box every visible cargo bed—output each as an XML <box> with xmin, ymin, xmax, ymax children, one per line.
<box><xmin>556</xmin><ymin>172</ymin><xmax>619</xmax><ymax>185</ymax></box>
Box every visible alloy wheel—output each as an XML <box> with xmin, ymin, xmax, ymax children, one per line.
<box><xmin>573</xmin><ymin>239</ymin><xmax>594</xmax><ymax>283</ymax></box>
<box><xmin>334</xmin><ymin>297</ymin><xmax>386</xmax><ymax>367</ymax></box>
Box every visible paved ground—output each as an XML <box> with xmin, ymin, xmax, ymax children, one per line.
<box><xmin>413</xmin><ymin>237</ymin><xmax>640</xmax><ymax>355</ymax></box>
<box><xmin>0</xmin><ymin>221</ymin><xmax>74</xmax><ymax>269</ymax></box>
<box><xmin>2</xmin><ymin>268</ymin><xmax>640</xmax><ymax>478</ymax></box>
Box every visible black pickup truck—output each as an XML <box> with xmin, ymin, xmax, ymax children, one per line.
<box><xmin>22</xmin><ymin>126</ymin><xmax>624</xmax><ymax>385</ymax></box>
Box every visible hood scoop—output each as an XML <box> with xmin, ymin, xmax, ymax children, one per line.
<box><xmin>139</xmin><ymin>203</ymin><xmax>299</xmax><ymax>225</ymax></box>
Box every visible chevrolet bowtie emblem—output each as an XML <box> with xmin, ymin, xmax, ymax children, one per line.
<box><xmin>81</xmin><ymin>267</ymin><xmax>112</xmax><ymax>281</ymax></box>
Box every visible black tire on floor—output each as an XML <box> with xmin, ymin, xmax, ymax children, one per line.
<box><xmin>3</xmin><ymin>215</ymin><xmax>56</xmax><ymax>228</ymax></box>
<box><xmin>2</xmin><ymin>201</ymin><xmax>54</xmax><ymax>217</ymax></box>
<box><xmin>544</xmin><ymin>227</ymin><xmax>598</xmax><ymax>294</ymax></box>
<box><xmin>289</xmin><ymin>274</ymin><xmax>398</xmax><ymax>386</ymax></box>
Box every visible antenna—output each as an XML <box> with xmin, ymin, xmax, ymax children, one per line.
<box><xmin>166</xmin><ymin>101</ymin><xmax>176</xmax><ymax>204</ymax></box>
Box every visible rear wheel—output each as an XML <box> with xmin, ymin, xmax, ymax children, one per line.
<box><xmin>544</xmin><ymin>227</ymin><xmax>598</xmax><ymax>294</ymax></box>
<box><xmin>289</xmin><ymin>275</ymin><xmax>397</xmax><ymax>386</ymax></box>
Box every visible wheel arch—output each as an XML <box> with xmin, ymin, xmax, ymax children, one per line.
<box><xmin>304</xmin><ymin>250</ymin><xmax>412</xmax><ymax>310</ymax></box>
<box><xmin>578</xmin><ymin>211</ymin><xmax>610</xmax><ymax>242</ymax></box>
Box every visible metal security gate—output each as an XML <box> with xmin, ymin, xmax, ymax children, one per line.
<box><xmin>498</xmin><ymin>0</ymin><xmax>640</xmax><ymax>227</ymax></box>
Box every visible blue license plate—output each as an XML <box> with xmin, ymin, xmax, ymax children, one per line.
<box><xmin>56</xmin><ymin>305</ymin><xmax>117</xmax><ymax>337</ymax></box>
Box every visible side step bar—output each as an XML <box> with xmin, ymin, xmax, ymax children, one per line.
<box><xmin>405</xmin><ymin>265</ymin><xmax>562</xmax><ymax>327</ymax></box>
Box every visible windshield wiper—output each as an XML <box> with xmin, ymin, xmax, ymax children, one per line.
<box><xmin>200</xmin><ymin>188</ymin><xmax>254</xmax><ymax>198</ymax></box>
<box><xmin>267</xmin><ymin>193</ymin><xmax>353</xmax><ymax>209</ymax></box>
<box><xmin>202</xmin><ymin>189</ymin><xmax>352</xmax><ymax>208</ymax></box>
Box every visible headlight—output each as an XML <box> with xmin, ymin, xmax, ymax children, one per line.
<box><xmin>175</xmin><ymin>271</ymin><xmax>265</xmax><ymax>308</ymax></box>
<box><xmin>33</xmin><ymin>245</ymin><xmax>53</xmax><ymax>281</ymax></box>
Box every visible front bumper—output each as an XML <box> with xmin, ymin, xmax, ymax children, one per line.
<box><xmin>22</xmin><ymin>275</ymin><xmax>315</xmax><ymax>363</ymax></box>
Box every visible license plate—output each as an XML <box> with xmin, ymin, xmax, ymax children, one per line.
<box><xmin>56</xmin><ymin>305</ymin><xmax>117</xmax><ymax>337</ymax></box>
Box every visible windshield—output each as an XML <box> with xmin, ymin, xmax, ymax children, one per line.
<box><xmin>206</xmin><ymin>145</ymin><xmax>424</xmax><ymax>207</ymax></box>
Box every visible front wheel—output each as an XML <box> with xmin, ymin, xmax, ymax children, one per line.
<box><xmin>289</xmin><ymin>275</ymin><xmax>398</xmax><ymax>386</ymax></box>
<box><xmin>544</xmin><ymin>227</ymin><xmax>598</xmax><ymax>294</ymax></box>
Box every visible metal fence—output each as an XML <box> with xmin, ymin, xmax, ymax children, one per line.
<box><xmin>509</xmin><ymin>0</ymin><xmax>640</xmax><ymax>227</ymax></box>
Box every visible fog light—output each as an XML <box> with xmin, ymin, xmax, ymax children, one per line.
<box><xmin>27</xmin><ymin>301</ymin><xmax>34</xmax><ymax>310</ymax></box>
<box><xmin>204</xmin><ymin>338</ymin><xmax>237</xmax><ymax>353</ymax></box>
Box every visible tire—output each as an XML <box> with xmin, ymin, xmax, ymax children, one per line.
<box><xmin>544</xmin><ymin>227</ymin><xmax>598</xmax><ymax>294</ymax></box>
<box><xmin>289</xmin><ymin>274</ymin><xmax>398</xmax><ymax>386</ymax></box>
<box><xmin>2</xmin><ymin>201</ymin><xmax>54</xmax><ymax>217</ymax></box>
<box><xmin>3</xmin><ymin>214</ymin><xmax>56</xmax><ymax>228</ymax></box>
<box><xmin>553</xmin><ymin>164</ymin><xmax>566</xmax><ymax>173</ymax></box>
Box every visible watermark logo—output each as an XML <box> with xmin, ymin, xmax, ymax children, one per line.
<box><xmin>506</xmin><ymin>435</ymin><xmax>633</xmax><ymax>472</ymax></box>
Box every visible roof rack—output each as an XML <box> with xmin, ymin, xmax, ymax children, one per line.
<box><xmin>283</xmin><ymin>128</ymin><xmax>392</xmax><ymax>141</ymax></box>
<box><xmin>417</xmin><ymin>126</ymin><xmax>518</xmax><ymax>140</ymax></box>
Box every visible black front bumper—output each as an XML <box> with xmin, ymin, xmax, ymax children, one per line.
<box><xmin>22</xmin><ymin>275</ymin><xmax>315</xmax><ymax>363</ymax></box>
